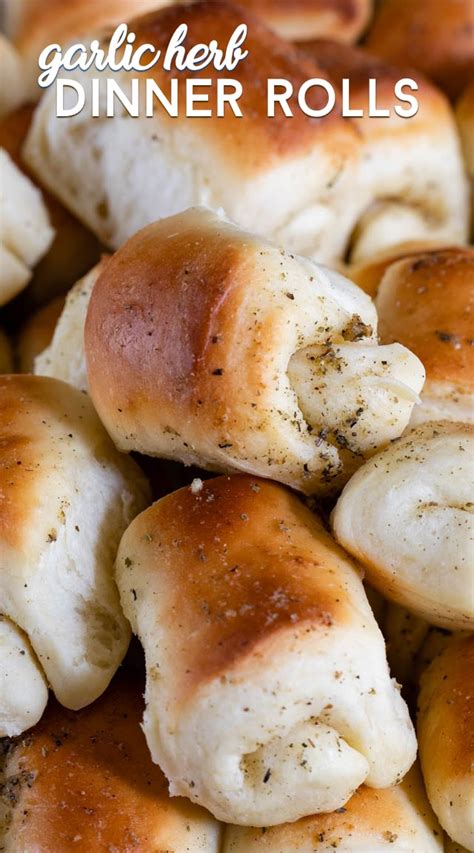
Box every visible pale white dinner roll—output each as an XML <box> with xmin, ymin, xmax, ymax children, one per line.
<box><xmin>24</xmin><ymin>1</ymin><xmax>366</xmax><ymax>266</ymax></box>
<box><xmin>0</xmin><ymin>374</ymin><xmax>150</xmax><ymax>711</ymax></box>
<box><xmin>417</xmin><ymin>636</ymin><xmax>474</xmax><ymax>851</ymax></box>
<box><xmin>34</xmin><ymin>261</ymin><xmax>107</xmax><ymax>390</ymax></box>
<box><xmin>0</xmin><ymin>149</ymin><xmax>55</xmax><ymax>306</ymax></box>
<box><xmin>0</xmin><ymin>673</ymin><xmax>221</xmax><ymax>852</ymax></box>
<box><xmin>376</xmin><ymin>248</ymin><xmax>474</xmax><ymax>425</ymax></box>
<box><xmin>84</xmin><ymin>207</ymin><xmax>425</xmax><ymax>495</ymax></box>
<box><xmin>298</xmin><ymin>40</ymin><xmax>469</xmax><ymax>264</ymax></box>
<box><xmin>0</xmin><ymin>615</ymin><xmax>48</xmax><ymax>738</ymax></box>
<box><xmin>0</xmin><ymin>105</ymin><xmax>101</xmax><ymax>305</ymax></box>
<box><xmin>116</xmin><ymin>474</ymin><xmax>416</xmax><ymax>826</ymax></box>
<box><xmin>0</xmin><ymin>35</ymin><xmax>26</xmax><ymax>118</ymax></box>
<box><xmin>223</xmin><ymin>765</ymin><xmax>444</xmax><ymax>852</ymax></box>
<box><xmin>332</xmin><ymin>422</ymin><xmax>474</xmax><ymax>631</ymax></box>
<box><xmin>0</xmin><ymin>328</ymin><xmax>13</xmax><ymax>373</ymax></box>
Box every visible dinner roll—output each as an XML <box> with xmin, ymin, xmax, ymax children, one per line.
<box><xmin>25</xmin><ymin>1</ymin><xmax>469</xmax><ymax>266</ymax></box>
<box><xmin>116</xmin><ymin>474</ymin><xmax>416</xmax><ymax>826</ymax></box>
<box><xmin>0</xmin><ymin>105</ymin><xmax>101</xmax><ymax>306</ymax></box>
<box><xmin>417</xmin><ymin>636</ymin><xmax>474</xmax><ymax>851</ymax></box>
<box><xmin>346</xmin><ymin>241</ymin><xmax>458</xmax><ymax>298</ymax></box>
<box><xmin>456</xmin><ymin>83</ymin><xmax>474</xmax><ymax>236</ymax></box>
<box><xmin>24</xmin><ymin>1</ymin><xmax>365</xmax><ymax>266</ymax></box>
<box><xmin>0</xmin><ymin>616</ymin><xmax>48</xmax><ymax>738</ymax></box>
<box><xmin>35</xmin><ymin>261</ymin><xmax>106</xmax><ymax>390</ymax></box>
<box><xmin>332</xmin><ymin>422</ymin><xmax>474</xmax><ymax>631</ymax></box>
<box><xmin>223</xmin><ymin>766</ymin><xmax>444</xmax><ymax>852</ymax></box>
<box><xmin>0</xmin><ymin>674</ymin><xmax>222</xmax><ymax>852</ymax></box>
<box><xmin>84</xmin><ymin>207</ymin><xmax>424</xmax><ymax>495</ymax></box>
<box><xmin>376</xmin><ymin>248</ymin><xmax>474</xmax><ymax>425</ymax></box>
<box><xmin>17</xmin><ymin>295</ymin><xmax>65</xmax><ymax>372</ymax></box>
<box><xmin>366</xmin><ymin>0</ymin><xmax>474</xmax><ymax>98</ymax></box>
<box><xmin>0</xmin><ymin>35</ymin><xmax>26</xmax><ymax>118</ymax></box>
<box><xmin>0</xmin><ymin>149</ymin><xmax>55</xmax><ymax>306</ymax></box>
<box><xmin>298</xmin><ymin>40</ymin><xmax>469</xmax><ymax>263</ymax></box>
<box><xmin>0</xmin><ymin>374</ymin><xmax>150</xmax><ymax>711</ymax></box>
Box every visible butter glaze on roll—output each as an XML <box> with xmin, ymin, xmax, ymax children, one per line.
<box><xmin>0</xmin><ymin>674</ymin><xmax>221</xmax><ymax>852</ymax></box>
<box><xmin>417</xmin><ymin>636</ymin><xmax>474</xmax><ymax>851</ymax></box>
<box><xmin>332</xmin><ymin>422</ymin><xmax>474</xmax><ymax>631</ymax></box>
<box><xmin>116</xmin><ymin>474</ymin><xmax>416</xmax><ymax>826</ymax></box>
<box><xmin>376</xmin><ymin>248</ymin><xmax>474</xmax><ymax>425</ymax></box>
<box><xmin>0</xmin><ymin>374</ymin><xmax>150</xmax><ymax>714</ymax></box>
<box><xmin>84</xmin><ymin>207</ymin><xmax>425</xmax><ymax>495</ymax></box>
<box><xmin>223</xmin><ymin>765</ymin><xmax>444</xmax><ymax>852</ymax></box>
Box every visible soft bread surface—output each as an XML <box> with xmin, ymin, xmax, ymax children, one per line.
<box><xmin>116</xmin><ymin>474</ymin><xmax>416</xmax><ymax>826</ymax></box>
<box><xmin>223</xmin><ymin>765</ymin><xmax>444</xmax><ymax>852</ymax></box>
<box><xmin>456</xmin><ymin>83</ymin><xmax>474</xmax><ymax>237</ymax></box>
<box><xmin>332</xmin><ymin>422</ymin><xmax>474</xmax><ymax>631</ymax></box>
<box><xmin>24</xmin><ymin>0</ymin><xmax>365</xmax><ymax>264</ymax></box>
<box><xmin>417</xmin><ymin>636</ymin><xmax>474</xmax><ymax>851</ymax></box>
<box><xmin>296</xmin><ymin>40</ymin><xmax>469</xmax><ymax>263</ymax></box>
<box><xmin>17</xmin><ymin>295</ymin><xmax>65</xmax><ymax>372</ymax></box>
<box><xmin>0</xmin><ymin>374</ymin><xmax>150</xmax><ymax>712</ymax></box>
<box><xmin>0</xmin><ymin>616</ymin><xmax>48</xmax><ymax>738</ymax></box>
<box><xmin>366</xmin><ymin>0</ymin><xmax>474</xmax><ymax>98</ymax></box>
<box><xmin>24</xmin><ymin>1</ymin><xmax>469</xmax><ymax>264</ymax></box>
<box><xmin>0</xmin><ymin>673</ymin><xmax>221</xmax><ymax>851</ymax></box>
<box><xmin>35</xmin><ymin>261</ymin><xmax>107</xmax><ymax>391</ymax></box>
<box><xmin>84</xmin><ymin>207</ymin><xmax>425</xmax><ymax>495</ymax></box>
<box><xmin>0</xmin><ymin>148</ymin><xmax>54</xmax><ymax>306</ymax></box>
<box><xmin>376</xmin><ymin>248</ymin><xmax>474</xmax><ymax>425</ymax></box>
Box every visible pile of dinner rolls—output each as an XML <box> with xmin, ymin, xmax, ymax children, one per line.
<box><xmin>0</xmin><ymin>1</ymin><xmax>472</xmax><ymax>851</ymax></box>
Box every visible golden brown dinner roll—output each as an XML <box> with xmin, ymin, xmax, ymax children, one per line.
<box><xmin>0</xmin><ymin>673</ymin><xmax>222</xmax><ymax>851</ymax></box>
<box><xmin>346</xmin><ymin>241</ymin><xmax>458</xmax><ymax>298</ymax></box>
<box><xmin>0</xmin><ymin>105</ymin><xmax>101</xmax><ymax>306</ymax></box>
<box><xmin>0</xmin><ymin>148</ymin><xmax>55</xmax><ymax>307</ymax></box>
<box><xmin>84</xmin><ymin>208</ymin><xmax>425</xmax><ymax>495</ymax></box>
<box><xmin>366</xmin><ymin>0</ymin><xmax>474</xmax><ymax>99</ymax></box>
<box><xmin>417</xmin><ymin>636</ymin><xmax>474</xmax><ymax>851</ymax></box>
<box><xmin>332</xmin><ymin>422</ymin><xmax>474</xmax><ymax>631</ymax></box>
<box><xmin>116</xmin><ymin>474</ymin><xmax>416</xmax><ymax>826</ymax></box>
<box><xmin>24</xmin><ymin>0</ymin><xmax>365</xmax><ymax>265</ymax></box>
<box><xmin>25</xmin><ymin>1</ymin><xmax>469</xmax><ymax>265</ymax></box>
<box><xmin>34</xmin><ymin>261</ymin><xmax>107</xmax><ymax>390</ymax></box>
<box><xmin>223</xmin><ymin>765</ymin><xmax>444</xmax><ymax>852</ymax></box>
<box><xmin>0</xmin><ymin>35</ymin><xmax>26</xmax><ymax>118</ymax></box>
<box><xmin>16</xmin><ymin>295</ymin><xmax>65</xmax><ymax>372</ymax></box>
<box><xmin>0</xmin><ymin>374</ymin><xmax>150</xmax><ymax>717</ymax></box>
<box><xmin>0</xmin><ymin>615</ymin><xmax>48</xmax><ymax>738</ymax></box>
<box><xmin>456</xmin><ymin>83</ymin><xmax>474</xmax><ymax>236</ymax></box>
<box><xmin>298</xmin><ymin>40</ymin><xmax>469</xmax><ymax>263</ymax></box>
<box><xmin>376</xmin><ymin>248</ymin><xmax>474</xmax><ymax>425</ymax></box>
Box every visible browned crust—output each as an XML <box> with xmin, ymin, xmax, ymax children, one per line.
<box><xmin>376</xmin><ymin>248</ymin><xmax>474</xmax><ymax>391</ymax></box>
<box><xmin>243</xmin><ymin>0</ymin><xmax>372</xmax><ymax>41</ymax></box>
<box><xmin>347</xmin><ymin>241</ymin><xmax>458</xmax><ymax>297</ymax></box>
<box><xmin>121</xmin><ymin>1</ymin><xmax>358</xmax><ymax>171</ymax></box>
<box><xmin>119</xmin><ymin>475</ymin><xmax>361</xmax><ymax>696</ymax></box>
<box><xmin>1</xmin><ymin>673</ymin><xmax>215</xmax><ymax>849</ymax></box>
<box><xmin>418</xmin><ymin>636</ymin><xmax>474</xmax><ymax>783</ymax></box>
<box><xmin>366</xmin><ymin>0</ymin><xmax>474</xmax><ymax>98</ymax></box>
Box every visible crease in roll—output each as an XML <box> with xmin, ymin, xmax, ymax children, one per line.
<box><xmin>116</xmin><ymin>474</ymin><xmax>416</xmax><ymax>826</ymax></box>
<box><xmin>0</xmin><ymin>615</ymin><xmax>48</xmax><ymax>738</ymax></box>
